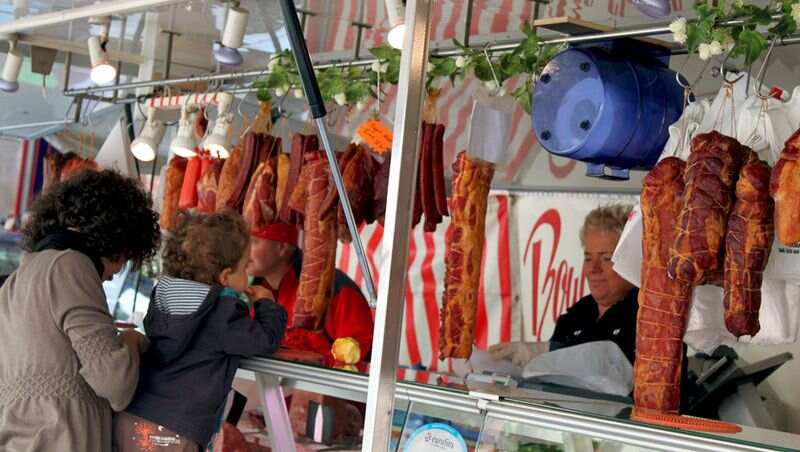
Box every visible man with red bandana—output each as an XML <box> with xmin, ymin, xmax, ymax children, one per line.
<box><xmin>246</xmin><ymin>223</ymin><xmax>374</xmax><ymax>363</ymax></box>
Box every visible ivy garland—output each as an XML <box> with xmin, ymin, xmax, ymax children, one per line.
<box><xmin>253</xmin><ymin>22</ymin><xmax>564</xmax><ymax>115</ymax></box>
<box><xmin>670</xmin><ymin>0</ymin><xmax>800</xmax><ymax>65</ymax></box>
<box><xmin>251</xmin><ymin>3</ymin><xmax>800</xmax><ymax>115</ymax></box>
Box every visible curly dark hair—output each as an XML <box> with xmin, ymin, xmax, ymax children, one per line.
<box><xmin>162</xmin><ymin>210</ymin><xmax>250</xmax><ymax>285</ymax></box>
<box><xmin>22</xmin><ymin>170</ymin><xmax>161</xmax><ymax>267</ymax></box>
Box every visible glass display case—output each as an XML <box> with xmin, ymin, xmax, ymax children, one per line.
<box><xmin>239</xmin><ymin>354</ymin><xmax>800</xmax><ymax>452</ymax></box>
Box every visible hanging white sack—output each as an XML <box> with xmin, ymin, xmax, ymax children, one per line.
<box><xmin>697</xmin><ymin>73</ymin><xmax>751</xmax><ymax>137</ymax></box>
<box><xmin>467</xmin><ymin>85</ymin><xmax>515</xmax><ymax>166</ymax></box>
<box><xmin>95</xmin><ymin>117</ymin><xmax>135</xmax><ymax>177</ymax></box>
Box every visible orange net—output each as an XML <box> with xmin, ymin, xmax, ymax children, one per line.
<box><xmin>356</xmin><ymin>119</ymin><xmax>393</xmax><ymax>155</ymax></box>
<box><xmin>632</xmin><ymin>409</ymin><xmax>742</xmax><ymax>434</ymax></box>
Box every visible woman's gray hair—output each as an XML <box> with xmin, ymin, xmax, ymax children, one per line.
<box><xmin>580</xmin><ymin>204</ymin><xmax>633</xmax><ymax>247</ymax></box>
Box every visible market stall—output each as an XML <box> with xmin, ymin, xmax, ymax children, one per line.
<box><xmin>1</xmin><ymin>0</ymin><xmax>800</xmax><ymax>451</ymax></box>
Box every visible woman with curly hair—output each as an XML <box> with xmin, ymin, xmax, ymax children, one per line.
<box><xmin>0</xmin><ymin>170</ymin><xmax>161</xmax><ymax>451</ymax></box>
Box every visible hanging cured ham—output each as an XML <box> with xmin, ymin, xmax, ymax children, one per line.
<box><xmin>634</xmin><ymin>157</ymin><xmax>692</xmax><ymax>415</ymax></box>
<box><xmin>724</xmin><ymin>153</ymin><xmax>773</xmax><ymax>337</ymax></box>
<box><xmin>439</xmin><ymin>151</ymin><xmax>494</xmax><ymax>359</ymax></box>
<box><xmin>668</xmin><ymin>131</ymin><xmax>745</xmax><ymax>285</ymax></box>
<box><xmin>243</xmin><ymin>156</ymin><xmax>279</xmax><ymax>231</ymax></box>
<box><xmin>335</xmin><ymin>143</ymin><xmax>376</xmax><ymax>242</ymax></box>
<box><xmin>280</xmin><ymin>134</ymin><xmax>319</xmax><ymax>224</ymax></box>
<box><xmin>770</xmin><ymin>129</ymin><xmax>800</xmax><ymax>246</ymax></box>
<box><xmin>216</xmin><ymin>142</ymin><xmax>244</xmax><ymax>211</ymax></box>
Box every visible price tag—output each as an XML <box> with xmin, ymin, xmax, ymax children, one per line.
<box><xmin>403</xmin><ymin>423</ymin><xmax>467</xmax><ymax>452</ymax></box>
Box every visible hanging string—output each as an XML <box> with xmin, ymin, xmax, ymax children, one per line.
<box><xmin>713</xmin><ymin>82</ymin><xmax>737</xmax><ymax>137</ymax></box>
<box><xmin>672</xmin><ymin>87</ymin><xmax>692</xmax><ymax>158</ymax></box>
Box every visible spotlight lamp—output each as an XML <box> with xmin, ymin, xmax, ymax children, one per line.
<box><xmin>0</xmin><ymin>35</ymin><xmax>22</xmax><ymax>93</ymax></box>
<box><xmin>204</xmin><ymin>93</ymin><xmax>234</xmax><ymax>159</ymax></box>
<box><xmin>130</xmin><ymin>107</ymin><xmax>166</xmax><ymax>162</ymax></box>
<box><xmin>384</xmin><ymin>0</ymin><xmax>406</xmax><ymax>49</ymax></box>
<box><xmin>214</xmin><ymin>3</ymin><xmax>249</xmax><ymax>66</ymax></box>
<box><xmin>88</xmin><ymin>16</ymin><xmax>116</xmax><ymax>85</ymax></box>
<box><xmin>171</xmin><ymin>105</ymin><xmax>199</xmax><ymax>158</ymax></box>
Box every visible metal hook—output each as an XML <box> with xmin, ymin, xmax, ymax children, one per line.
<box><xmin>721</xmin><ymin>50</ymin><xmax>745</xmax><ymax>84</ymax></box>
<box><xmin>752</xmin><ymin>37</ymin><xmax>778</xmax><ymax>100</ymax></box>
<box><xmin>482</xmin><ymin>47</ymin><xmax>501</xmax><ymax>90</ymax></box>
<box><xmin>675</xmin><ymin>58</ymin><xmax>711</xmax><ymax>100</ymax></box>
<box><xmin>277</xmin><ymin>92</ymin><xmax>290</xmax><ymax>118</ymax></box>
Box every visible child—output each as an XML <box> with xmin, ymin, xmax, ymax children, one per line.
<box><xmin>113</xmin><ymin>211</ymin><xmax>287</xmax><ymax>452</ymax></box>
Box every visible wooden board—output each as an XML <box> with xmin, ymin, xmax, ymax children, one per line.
<box><xmin>534</xmin><ymin>16</ymin><xmax>679</xmax><ymax>50</ymax></box>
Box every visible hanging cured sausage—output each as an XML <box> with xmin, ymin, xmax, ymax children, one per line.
<box><xmin>439</xmin><ymin>151</ymin><xmax>494</xmax><ymax>359</ymax></box>
<box><xmin>292</xmin><ymin>154</ymin><xmax>338</xmax><ymax>330</ymax></box>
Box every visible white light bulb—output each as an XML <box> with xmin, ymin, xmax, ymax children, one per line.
<box><xmin>131</xmin><ymin>140</ymin><xmax>156</xmax><ymax>161</ymax></box>
<box><xmin>90</xmin><ymin>63</ymin><xmax>117</xmax><ymax>85</ymax></box>
<box><xmin>387</xmin><ymin>23</ymin><xmax>405</xmax><ymax>50</ymax></box>
<box><xmin>171</xmin><ymin>108</ymin><xmax>198</xmax><ymax>158</ymax></box>
<box><xmin>88</xmin><ymin>36</ymin><xmax>116</xmax><ymax>85</ymax></box>
<box><xmin>130</xmin><ymin>108</ymin><xmax>165</xmax><ymax>162</ymax></box>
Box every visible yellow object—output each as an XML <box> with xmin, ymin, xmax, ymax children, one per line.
<box><xmin>333</xmin><ymin>363</ymin><xmax>359</xmax><ymax>372</ymax></box>
<box><xmin>331</xmin><ymin>337</ymin><xmax>361</xmax><ymax>364</ymax></box>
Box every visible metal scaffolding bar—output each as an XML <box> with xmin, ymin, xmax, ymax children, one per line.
<box><xmin>362</xmin><ymin>0</ymin><xmax>433</xmax><ymax>449</ymax></box>
<box><xmin>63</xmin><ymin>19</ymin><xmax>800</xmax><ymax>101</ymax></box>
<box><xmin>0</xmin><ymin>0</ymin><xmax>187</xmax><ymax>34</ymax></box>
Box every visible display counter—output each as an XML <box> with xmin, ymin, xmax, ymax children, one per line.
<box><xmin>239</xmin><ymin>355</ymin><xmax>799</xmax><ymax>451</ymax></box>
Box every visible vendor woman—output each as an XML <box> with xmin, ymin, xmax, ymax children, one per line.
<box><xmin>247</xmin><ymin>222</ymin><xmax>374</xmax><ymax>362</ymax></box>
<box><xmin>550</xmin><ymin>204</ymin><xmax>637</xmax><ymax>362</ymax></box>
<box><xmin>491</xmin><ymin>204</ymin><xmax>638</xmax><ymax>365</ymax></box>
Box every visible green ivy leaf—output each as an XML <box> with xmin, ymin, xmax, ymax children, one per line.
<box><xmin>345</xmin><ymin>82</ymin><xmax>370</xmax><ymax>102</ymax></box>
<box><xmin>769</xmin><ymin>13</ymin><xmax>797</xmax><ymax>37</ymax></box>
<box><xmin>473</xmin><ymin>59</ymin><xmax>495</xmax><ymax>82</ymax></box>
<box><xmin>737</xmin><ymin>29</ymin><xmax>768</xmax><ymax>65</ymax></box>
<box><xmin>521</xmin><ymin>21</ymin><xmax>536</xmax><ymax>38</ymax></box>
<box><xmin>256</xmin><ymin>88</ymin><xmax>271</xmax><ymax>102</ymax></box>
<box><xmin>370</xmin><ymin>45</ymin><xmax>398</xmax><ymax>60</ymax></box>
<box><xmin>432</xmin><ymin>58</ymin><xmax>457</xmax><ymax>77</ymax></box>
<box><xmin>266</xmin><ymin>71</ymin><xmax>290</xmax><ymax>89</ymax></box>
<box><xmin>686</xmin><ymin>24</ymin><xmax>706</xmax><ymax>53</ymax></box>
<box><xmin>513</xmin><ymin>85</ymin><xmax>532</xmax><ymax>114</ymax></box>
<box><xmin>745</xmin><ymin>6</ymin><xmax>774</xmax><ymax>26</ymax></box>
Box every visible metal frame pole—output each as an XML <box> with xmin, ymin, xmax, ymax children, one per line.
<box><xmin>463</xmin><ymin>0</ymin><xmax>474</xmax><ymax>47</ymax></box>
<box><xmin>362</xmin><ymin>0</ymin><xmax>433</xmax><ymax>450</ymax></box>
